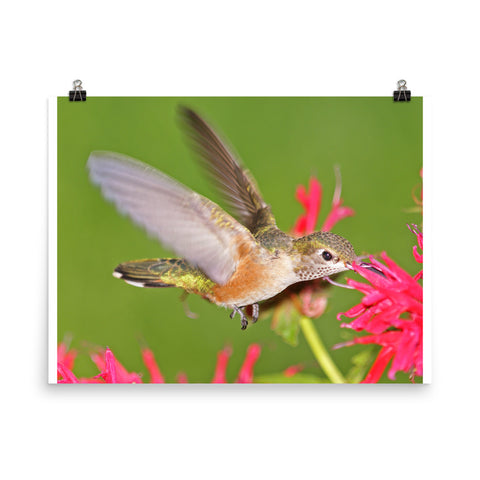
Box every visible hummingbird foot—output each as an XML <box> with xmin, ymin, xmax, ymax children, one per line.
<box><xmin>179</xmin><ymin>291</ymin><xmax>199</xmax><ymax>319</ymax></box>
<box><xmin>230</xmin><ymin>305</ymin><xmax>249</xmax><ymax>330</ymax></box>
<box><xmin>251</xmin><ymin>303</ymin><xmax>259</xmax><ymax>323</ymax></box>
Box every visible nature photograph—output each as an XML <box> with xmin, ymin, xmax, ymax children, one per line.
<box><xmin>54</xmin><ymin>96</ymin><xmax>423</xmax><ymax>384</ymax></box>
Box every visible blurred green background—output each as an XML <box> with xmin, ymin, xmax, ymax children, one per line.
<box><xmin>57</xmin><ymin>97</ymin><xmax>422</xmax><ymax>383</ymax></box>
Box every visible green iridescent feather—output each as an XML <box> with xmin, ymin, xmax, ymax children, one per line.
<box><xmin>114</xmin><ymin>258</ymin><xmax>215</xmax><ymax>295</ymax></box>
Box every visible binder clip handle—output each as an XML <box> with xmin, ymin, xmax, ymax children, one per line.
<box><xmin>69</xmin><ymin>79</ymin><xmax>87</xmax><ymax>102</ymax></box>
<box><xmin>393</xmin><ymin>79</ymin><xmax>411</xmax><ymax>102</ymax></box>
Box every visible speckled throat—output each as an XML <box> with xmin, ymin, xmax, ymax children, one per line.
<box><xmin>293</xmin><ymin>262</ymin><xmax>346</xmax><ymax>282</ymax></box>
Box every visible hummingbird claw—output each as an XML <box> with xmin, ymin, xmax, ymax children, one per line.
<box><xmin>230</xmin><ymin>305</ymin><xmax>249</xmax><ymax>330</ymax></box>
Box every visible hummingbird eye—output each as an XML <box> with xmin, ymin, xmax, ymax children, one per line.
<box><xmin>322</xmin><ymin>250</ymin><xmax>333</xmax><ymax>261</ymax></box>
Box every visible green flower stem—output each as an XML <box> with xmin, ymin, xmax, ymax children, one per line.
<box><xmin>299</xmin><ymin>316</ymin><xmax>346</xmax><ymax>384</ymax></box>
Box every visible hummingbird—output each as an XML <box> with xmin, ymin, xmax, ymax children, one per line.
<box><xmin>87</xmin><ymin>107</ymin><xmax>357</xmax><ymax>329</ymax></box>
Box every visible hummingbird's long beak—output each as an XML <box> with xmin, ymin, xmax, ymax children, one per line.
<box><xmin>345</xmin><ymin>258</ymin><xmax>388</xmax><ymax>278</ymax></box>
<box><xmin>359</xmin><ymin>262</ymin><xmax>387</xmax><ymax>278</ymax></box>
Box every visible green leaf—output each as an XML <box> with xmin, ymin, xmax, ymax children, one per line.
<box><xmin>254</xmin><ymin>373</ymin><xmax>327</xmax><ymax>383</ymax></box>
<box><xmin>269</xmin><ymin>301</ymin><xmax>302</xmax><ymax>346</ymax></box>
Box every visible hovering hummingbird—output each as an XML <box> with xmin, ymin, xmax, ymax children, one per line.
<box><xmin>87</xmin><ymin>107</ymin><xmax>357</xmax><ymax>329</ymax></box>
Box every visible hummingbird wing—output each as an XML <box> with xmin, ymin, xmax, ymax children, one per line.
<box><xmin>88</xmin><ymin>151</ymin><xmax>257</xmax><ymax>286</ymax></box>
<box><xmin>179</xmin><ymin>107</ymin><xmax>273</xmax><ymax>232</ymax></box>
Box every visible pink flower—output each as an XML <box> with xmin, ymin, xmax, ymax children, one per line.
<box><xmin>57</xmin><ymin>361</ymin><xmax>80</xmax><ymax>383</ymax></box>
<box><xmin>290</xmin><ymin>173</ymin><xmax>354</xmax><ymax>318</ymax></box>
<box><xmin>57</xmin><ymin>342</ymin><xmax>77</xmax><ymax>381</ymax></box>
<box><xmin>293</xmin><ymin>173</ymin><xmax>354</xmax><ymax>237</ymax></box>
<box><xmin>283</xmin><ymin>364</ymin><xmax>304</xmax><ymax>377</ymax></box>
<box><xmin>293</xmin><ymin>177</ymin><xmax>322</xmax><ymax>236</ymax></box>
<box><xmin>141</xmin><ymin>347</ymin><xmax>165</xmax><ymax>383</ymax></box>
<box><xmin>297</xmin><ymin>285</ymin><xmax>328</xmax><ymax>319</ymax></box>
<box><xmin>321</xmin><ymin>172</ymin><xmax>355</xmax><ymax>232</ymax></box>
<box><xmin>91</xmin><ymin>347</ymin><xmax>142</xmax><ymax>383</ymax></box>
<box><xmin>57</xmin><ymin>343</ymin><xmax>261</xmax><ymax>384</ymax></box>
<box><xmin>211</xmin><ymin>346</ymin><xmax>232</xmax><ymax>383</ymax></box>
<box><xmin>336</xmin><ymin>226</ymin><xmax>423</xmax><ymax>382</ymax></box>
<box><xmin>176</xmin><ymin>372</ymin><xmax>189</xmax><ymax>383</ymax></box>
<box><xmin>409</xmin><ymin>224</ymin><xmax>423</xmax><ymax>268</ymax></box>
<box><xmin>236</xmin><ymin>344</ymin><xmax>262</xmax><ymax>383</ymax></box>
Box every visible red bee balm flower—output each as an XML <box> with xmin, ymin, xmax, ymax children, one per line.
<box><xmin>141</xmin><ymin>348</ymin><xmax>165</xmax><ymax>383</ymax></box>
<box><xmin>336</xmin><ymin>226</ymin><xmax>423</xmax><ymax>382</ymax></box>
<box><xmin>293</xmin><ymin>175</ymin><xmax>354</xmax><ymax>237</ymax></box>
<box><xmin>236</xmin><ymin>344</ymin><xmax>262</xmax><ymax>383</ymax></box>
<box><xmin>57</xmin><ymin>342</ymin><xmax>76</xmax><ymax>381</ymax></box>
<box><xmin>293</xmin><ymin>177</ymin><xmax>322</xmax><ymax>236</ymax></box>
<box><xmin>57</xmin><ymin>343</ymin><xmax>261</xmax><ymax>384</ymax></box>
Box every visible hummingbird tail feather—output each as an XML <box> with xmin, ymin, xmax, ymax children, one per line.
<box><xmin>113</xmin><ymin>258</ymin><xmax>215</xmax><ymax>295</ymax></box>
<box><xmin>113</xmin><ymin>259</ymin><xmax>175</xmax><ymax>288</ymax></box>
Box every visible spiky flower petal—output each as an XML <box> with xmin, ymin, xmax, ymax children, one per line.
<box><xmin>57</xmin><ymin>342</ymin><xmax>261</xmax><ymax>384</ymax></box>
<box><xmin>336</xmin><ymin>227</ymin><xmax>423</xmax><ymax>382</ymax></box>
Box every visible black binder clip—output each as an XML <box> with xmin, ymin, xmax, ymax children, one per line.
<box><xmin>393</xmin><ymin>79</ymin><xmax>411</xmax><ymax>102</ymax></box>
<box><xmin>69</xmin><ymin>79</ymin><xmax>87</xmax><ymax>102</ymax></box>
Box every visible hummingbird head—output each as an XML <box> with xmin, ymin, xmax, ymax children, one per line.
<box><xmin>291</xmin><ymin>231</ymin><xmax>356</xmax><ymax>281</ymax></box>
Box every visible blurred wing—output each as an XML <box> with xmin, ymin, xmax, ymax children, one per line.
<box><xmin>88</xmin><ymin>151</ymin><xmax>256</xmax><ymax>285</ymax></box>
<box><xmin>179</xmin><ymin>107</ymin><xmax>271</xmax><ymax>231</ymax></box>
